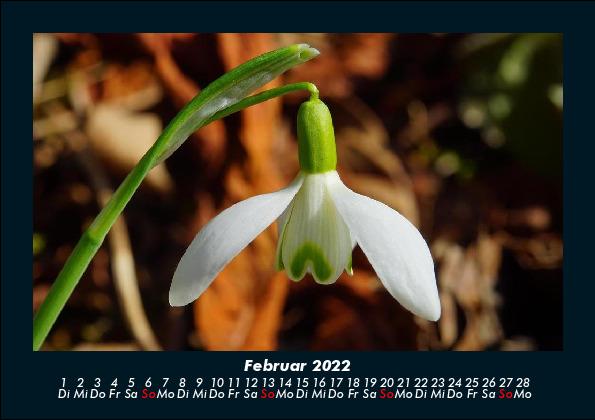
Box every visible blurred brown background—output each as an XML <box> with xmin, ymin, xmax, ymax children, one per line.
<box><xmin>33</xmin><ymin>33</ymin><xmax>563</xmax><ymax>351</ymax></box>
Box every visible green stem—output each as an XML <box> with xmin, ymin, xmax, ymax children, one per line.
<box><xmin>32</xmin><ymin>81</ymin><xmax>318</xmax><ymax>351</ymax></box>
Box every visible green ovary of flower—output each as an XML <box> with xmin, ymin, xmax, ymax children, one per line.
<box><xmin>297</xmin><ymin>98</ymin><xmax>337</xmax><ymax>173</ymax></box>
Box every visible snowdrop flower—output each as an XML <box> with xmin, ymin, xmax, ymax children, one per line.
<box><xmin>169</xmin><ymin>98</ymin><xmax>440</xmax><ymax>321</ymax></box>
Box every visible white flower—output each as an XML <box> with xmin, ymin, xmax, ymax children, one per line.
<box><xmin>169</xmin><ymin>98</ymin><xmax>441</xmax><ymax>321</ymax></box>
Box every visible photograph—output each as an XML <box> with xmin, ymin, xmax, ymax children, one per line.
<box><xmin>32</xmin><ymin>33</ymin><xmax>563</xmax><ymax>352</ymax></box>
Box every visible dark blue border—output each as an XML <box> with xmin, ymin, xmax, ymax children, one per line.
<box><xmin>3</xmin><ymin>1</ymin><xmax>592</xmax><ymax>32</ymax></box>
<box><xmin>2</xmin><ymin>1</ymin><xmax>593</xmax><ymax>419</ymax></box>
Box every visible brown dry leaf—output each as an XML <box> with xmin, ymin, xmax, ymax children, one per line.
<box><xmin>396</xmin><ymin>101</ymin><xmax>452</xmax><ymax>148</ymax></box>
<box><xmin>55</xmin><ymin>33</ymin><xmax>98</xmax><ymax>48</ymax></box>
<box><xmin>434</xmin><ymin>234</ymin><xmax>503</xmax><ymax>350</ymax></box>
<box><xmin>242</xmin><ymin>272</ymin><xmax>289</xmax><ymax>350</ymax></box>
<box><xmin>33</xmin><ymin>33</ymin><xmax>59</xmax><ymax>102</ymax></box>
<box><xmin>85</xmin><ymin>104</ymin><xmax>173</xmax><ymax>193</ymax></box>
<box><xmin>436</xmin><ymin>243</ymin><xmax>464</xmax><ymax>347</ymax></box>
<box><xmin>74</xmin><ymin>342</ymin><xmax>140</xmax><ymax>351</ymax></box>
<box><xmin>195</xmin><ymin>242</ymin><xmax>257</xmax><ymax>350</ymax></box>
<box><xmin>281</xmin><ymin>33</ymin><xmax>395</xmax><ymax>99</ymax></box>
<box><xmin>136</xmin><ymin>33</ymin><xmax>198</xmax><ymax>106</ymax></box>
<box><xmin>502</xmin><ymin>233</ymin><xmax>563</xmax><ymax>270</ymax></box>
<box><xmin>99</xmin><ymin>62</ymin><xmax>163</xmax><ymax>111</ymax></box>
<box><xmin>500</xmin><ymin>337</ymin><xmax>536</xmax><ymax>351</ymax></box>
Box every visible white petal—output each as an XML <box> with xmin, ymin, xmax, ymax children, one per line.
<box><xmin>281</xmin><ymin>172</ymin><xmax>352</xmax><ymax>284</ymax></box>
<box><xmin>327</xmin><ymin>172</ymin><xmax>441</xmax><ymax>321</ymax></box>
<box><xmin>169</xmin><ymin>175</ymin><xmax>304</xmax><ymax>306</ymax></box>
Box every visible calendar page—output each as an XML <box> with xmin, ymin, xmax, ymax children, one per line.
<box><xmin>3</xmin><ymin>2</ymin><xmax>592</xmax><ymax>420</ymax></box>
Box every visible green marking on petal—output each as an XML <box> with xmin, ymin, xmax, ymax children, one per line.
<box><xmin>289</xmin><ymin>241</ymin><xmax>333</xmax><ymax>283</ymax></box>
<box><xmin>345</xmin><ymin>253</ymin><xmax>353</xmax><ymax>276</ymax></box>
